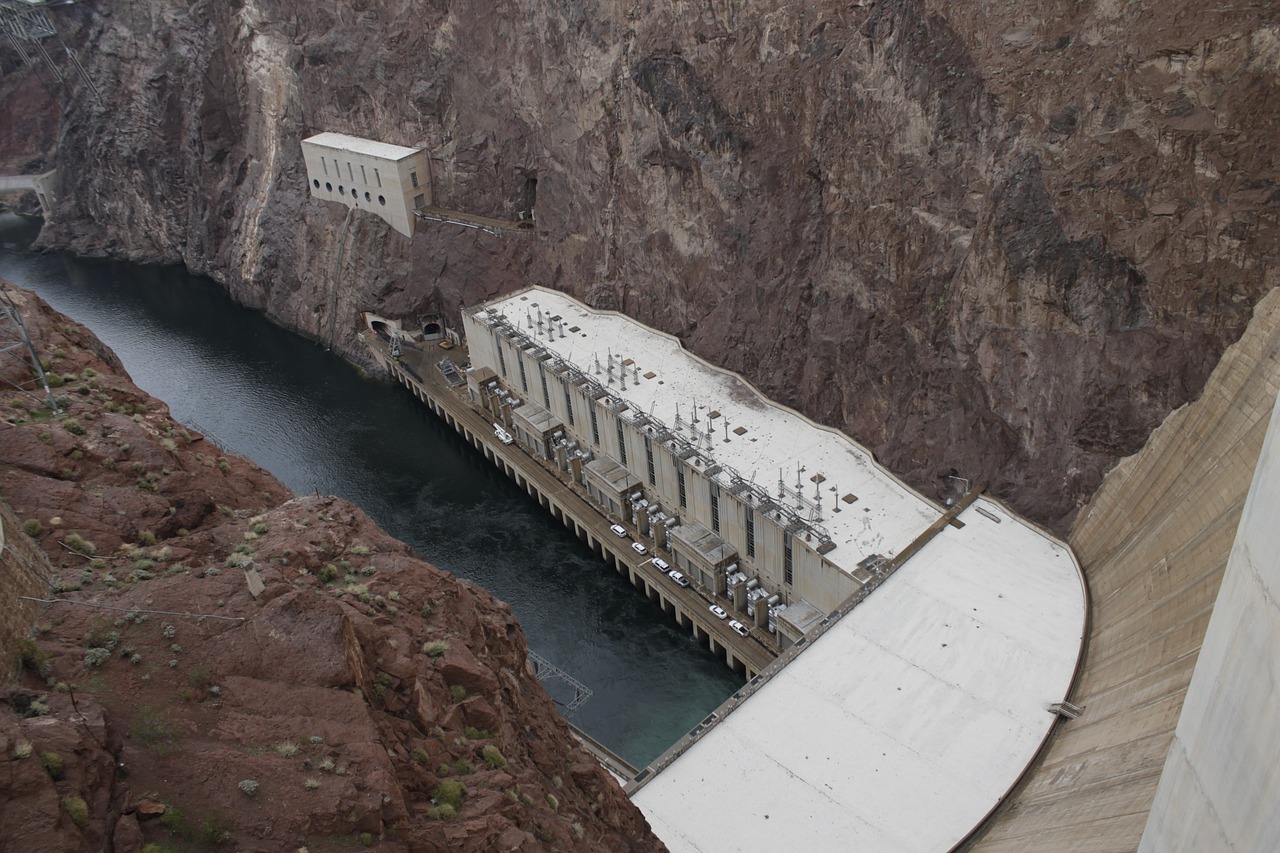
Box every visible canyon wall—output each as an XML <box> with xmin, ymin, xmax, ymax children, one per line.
<box><xmin>1</xmin><ymin>1</ymin><xmax>1277</xmax><ymax>531</ymax></box>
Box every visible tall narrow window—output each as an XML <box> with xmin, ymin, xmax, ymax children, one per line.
<box><xmin>347</xmin><ymin>162</ymin><xmax>354</xmax><ymax>180</ymax></box>
<box><xmin>539</xmin><ymin>368</ymin><xmax>550</xmax><ymax>409</ymax></box>
<box><xmin>518</xmin><ymin>356</ymin><xmax>528</xmax><ymax>392</ymax></box>
<box><xmin>745</xmin><ymin>506</ymin><xmax>756</xmax><ymax>558</ymax></box>
<box><xmin>590</xmin><ymin>406</ymin><xmax>600</xmax><ymax>445</ymax></box>
<box><xmin>616</xmin><ymin>418</ymin><xmax>627</xmax><ymax>465</ymax></box>
<box><xmin>494</xmin><ymin>332</ymin><xmax>507</xmax><ymax>376</ymax></box>
<box><xmin>644</xmin><ymin>436</ymin><xmax>655</xmax><ymax>486</ymax></box>
<box><xmin>322</xmin><ymin>158</ymin><xmax>329</xmax><ymax>176</ymax></box>
<box><xmin>710</xmin><ymin>483</ymin><xmax>720</xmax><ymax>533</ymax></box>
<box><xmin>361</xmin><ymin>164</ymin><xmax>367</xmax><ymax>183</ymax></box>
<box><xmin>677</xmin><ymin>463</ymin><xmax>687</xmax><ymax>508</ymax></box>
<box><xmin>411</xmin><ymin>170</ymin><xmax>419</xmax><ymax>189</ymax></box>
<box><xmin>784</xmin><ymin>532</ymin><xmax>794</xmax><ymax>586</ymax></box>
<box><xmin>375</xmin><ymin>168</ymin><xmax>382</xmax><ymax>187</ymax></box>
<box><xmin>563</xmin><ymin>381</ymin><xmax>574</xmax><ymax>426</ymax></box>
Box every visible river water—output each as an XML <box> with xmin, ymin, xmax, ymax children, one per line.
<box><xmin>0</xmin><ymin>212</ymin><xmax>740</xmax><ymax>767</ymax></box>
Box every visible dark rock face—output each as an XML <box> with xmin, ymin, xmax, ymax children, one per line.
<box><xmin>2</xmin><ymin>0</ymin><xmax>1278</xmax><ymax>532</ymax></box>
<box><xmin>0</xmin><ymin>285</ymin><xmax>663</xmax><ymax>851</ymax></box>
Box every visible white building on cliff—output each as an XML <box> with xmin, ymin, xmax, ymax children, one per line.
<box><xmin>300</xmin><ymin>132</ymin><xmax>431</xmax><ymax>237</ymax></box>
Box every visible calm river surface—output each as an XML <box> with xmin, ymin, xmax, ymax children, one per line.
<box><xmin>0</xmin><ymin>212</ymin><xmax>740</xmax><ymax>766</ymax></box>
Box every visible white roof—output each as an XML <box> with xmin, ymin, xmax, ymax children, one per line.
<box><xmin>633</xmin><ymin>499</ymin><xmax>1085</xmax><ymax>851</ymax></box>
<box><xmin>301</xmin><ymin>132</ymin><xmax>421</xmax><ymax>161</ymax></box>
<box><xmin>477</xmin><ymin>288</ymin><xmax>938</xmax><ymax>574</ymax></box>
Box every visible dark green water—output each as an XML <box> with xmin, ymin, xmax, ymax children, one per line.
<box><xmin>0</xmin><ymin>213</ymin><xmax>740</xmax><ymax>766</ymax></box>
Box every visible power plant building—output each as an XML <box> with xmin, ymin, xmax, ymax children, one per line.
<box><xmin>301</xmin><ymin>132</ymin><xmax>431</xmax><ymax>237</ymax></box>
<box><xmin>460</xmin><ymin>286</ymin><xmax>1087</xmax><ymax>850</ymax></box>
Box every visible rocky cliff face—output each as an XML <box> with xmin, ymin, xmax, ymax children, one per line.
<box><xmin>0</xmin><ymin>284</ymin><xmax>661</xmax><ymax>851</ymax></box>
<box><xmin>1</xmin><ymin>0</ymin><xmax>1277</xmax><ymax>531</ymax></box>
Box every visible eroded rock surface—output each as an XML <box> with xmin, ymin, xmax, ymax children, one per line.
<box><xmin>0</xmin><ymin>284</ymin><xmax>661</xmax><ymax>851</ymax></box>
<box><xmin>1</xmin><ymin>2</ymin><xmax>1277</xmax><ymax>533</ymax></box>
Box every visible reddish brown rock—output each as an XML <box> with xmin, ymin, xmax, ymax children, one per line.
<box><xmin>0</xmin><ymin>286</ymin><xmax>664</xmax><ymax>850</ymax></box>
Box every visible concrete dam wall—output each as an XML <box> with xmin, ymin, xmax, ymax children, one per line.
<box><xmin>969</xmin><ymin>286</ymin><xmax>1280</xmax><ymax>851</ymax></box>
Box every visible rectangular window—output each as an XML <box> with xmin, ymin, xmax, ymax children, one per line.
<box><xmin>347</xmin><ymin>162</ymin><xmax>354</xmax><ymax>180</ymax></box>
<box><xmin>361</xmin><ymin>164</ymin><xmax>367</xmax><ymax>183</ymax></box>
<box><xmin>644</xmin><ymin>436</ymin><xmax>655</xmax><ymax>486</ymax></box>
<box><xmin>710</xmin><ymin>483</ymin><xmax>720</xmax><ymax>533</ymax></box>
<box><xmin>563</xmin><ymin>381</ymin><xmax>574</xmax><ymax>426</ymax></box>
<box><xmin>334</xmin><ymin>158</ymin><xmax>341</xmax><ymax>176</ymax></box>
<box><xmin>784</xmin><ymin>532</ymin><xmax>794</xmax><ymax>586</ymax></box>
<box><xmin>411</xmin><ymin>170</ymin><xmax>419</xmax><ymax>188</ymax></box>
<box><xmin>414</xmin><ymin>193</ymin><xmax>426</xmax><ymax>209</ymax></box>
<box><xmin>494</xmin><ymin>333</ymin><xmax>507</xmax><ymax>376</ymax></box>
<box><xmin>591</xmin><ymin>406</ymin><xmax>600</xmax><ymax>445</ymax></box>
<box><xmin>374</xmin><ymin>168</ymin><xmax>382</xmax><ymax>187</ymax></box>
<box><xmin>518</xmin><ymin>355</ymin><xmax>528</xmax><ymax>392</ymax></box>
<box><xmin>616</xmin><ymin>418</ymin><xmax>627</xmax><ymax>465</ymax></box>
<box><xmin>321</xmin><ymin>158</ymin><xmax>329</xmax><ymax>176</ymax></box>
<box><xmin>677</xmin><ymin>463</ymin><xmax>687</xmax><ymax>508</ymax></box>
<box><xmin>745</xmin><ymin>506</ymin><xmax>756</xmax><ymax>558</ymax></box>
<box><xmin>540</xmin><ymin>368</ymin><xmax>550</xmax><ymax>409</ymax></box>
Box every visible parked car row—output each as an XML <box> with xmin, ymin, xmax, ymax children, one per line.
<box><xmin>608</xmin><ymin>522</ymin><xmax>751</xmax><ymax>637</ymax></box>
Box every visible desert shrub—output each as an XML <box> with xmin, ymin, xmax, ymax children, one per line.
<box><xmin>423</xmin><ymin>640</ymin><xmax>448</xmax><ymax>659</ymax></box>
<box><xmin>427</xmin><ymin>804</ymin><xmax>456</xmax><ymax>820</ymax></box>
<box><xmin>410</xmin><ymin>747</ymin><xmax>429</xmax><ymax>765</ymax></box>
<box><xmin>138</xmin><ymin>531</ymin><xmax>157</xmax><ymax>546</ymax></box>
<box><xmin>481</xmin><ymin>745</ymin><xmax>507</xmax><ymax>770</ymax></box>
<box><xmin>46</xmin><ymin>372</ymin><xmax>65</xmax><ymax>388</ymax></box>
<box><xmin>237</xmin><ymin>779</ymin><xmax>259</xmax><ymax>797</ymax></box>
<box><xmin>275</xmin><ymin>740</ymin><xmax>299</xmax><ymax>757</ymax></box>
<box><xmin>62</xmin><ymin>795</ymin><xmax>89</xmax><ymax>827</ymax></box>
<box><xmin>464</xmin><ymin>726</ymin><xmax>491</xmax><ymax>740</ymax></box>
<box><xmin>317</xmin><ymin>564</ymin><xmax>338</xmax><ymax>583</ymax></box>
<box><xmin>251</xmin><ymin>521</ymin><xmax>270</xmax><ymax>535</ymax></box>
<box><xmin>432</xmin><ymin>779</ymin><xmax>466</xmax><ymax>810</ymax></box>
<box><xmin>41</xmin><ymin>751</ymin><xmax>64</xmax><ymax>779</ymax></box>
<box><xmin>350</xmin><ymin>544</ymin><xmax>371</xmax><ymax>556</ymax></box>
<box><xmin>64</xmin><ymin>532</ymin><xmax>95</xmax><ymax>556</ymax></box>
<box><xmin>83</xmin><ymin>647</ymin><xmax>110</xmax><ymax>668</ymax></box>
<box><xmin>449</xmin><ymin>685</ymin><xmax>467</xmax><ymax>703</ymax></box>
<box><xmin>22</xmin><ymin>519</ymin><xmax>43</xmax><ymax>537</ymax></box>
<box><xmin>546</xmin><ymin>793</ymin><xmax>559</xmax><ymax>812</ymax></box>
<box><xmin>62</xmin><ymin>417</ymin><xmax>85</xmax><ymax>436</ymax></box>
<box><xmin>304</xmin><ymin>777</ymin><xmax>320</xmax><ymax>790</ymax></box>
<box><xmin>451</xmin><ymin>758</ymin><xmax>475</xmax><ymax>775</ymax></box>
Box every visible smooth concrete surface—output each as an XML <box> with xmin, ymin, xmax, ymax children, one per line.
<box><xmin>1137</xmin><ymin>389</ymin><xmax>1280</xmax><ymax>852</ymax></box>
<box><xmin>969</xmin><ymin>287</ymin><xmax>1280</xmax><ymax>851</ymax></box>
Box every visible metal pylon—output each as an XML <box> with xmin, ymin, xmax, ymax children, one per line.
<box><xmin>0</xmin><ymin>286</ymin><xmax>60</xmax><ymax>415</ymax></box>
<box><xmin>528</xmin><ymin>650</ymin><xmax>593</xmax><ymax>717</ymax></box>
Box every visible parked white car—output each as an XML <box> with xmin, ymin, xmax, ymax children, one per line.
<box><xmin>651</xmin><ymin>557</ymin><xmax>670</xmax><ymax>572</ymax></box>
<box><xmin>728</xmin><ymin>619</ymin><xmax>750</xmax><ymax>637</ymax></box>
<box><xmin>668</xmin><ymin>570</ymin><xmax>690</xmax><ymax>588</ymax></box>
<box><xmin>631</xmin><ymin>542</ymin><xmax>648</xmax><ymax>555</ymax></box>
<box><xmin>708</xmin><ymin>604</ymin><xmax>728</xmax><ymax>620</ymax></box>
<box><xmin>610</xmin><ymin>524</ymin><xmax>627</xmax><ymax>538</ymax></box>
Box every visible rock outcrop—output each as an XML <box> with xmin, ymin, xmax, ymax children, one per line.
<box><xmin>0</xmin><ymin>283</ymin><xmax>661</xmax><ymax>851</ymax></box>
<box><xmin>1</xmin><ymin>2</ymin><xmax>1276</xmax><ymax>533</ymax></box>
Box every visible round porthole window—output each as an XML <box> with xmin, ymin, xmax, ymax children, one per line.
<box><xmin>312</xmin><ymin>179</ymin><xmax>319</xmax><ymax>189</ymax></box>
<box><xmin>325</xmin><ymin>182</ymin><xmax>332</xmax><ymax>192</ymax></box>
<box><xmin>365</xmin><ymin>191</ymin><xmax>371</xmax><ymax>202</ymax></box>
<box><xmin>378</xmin><ymin>195</ymin><xmax>386</xmax><ymax>206</ymax></box>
